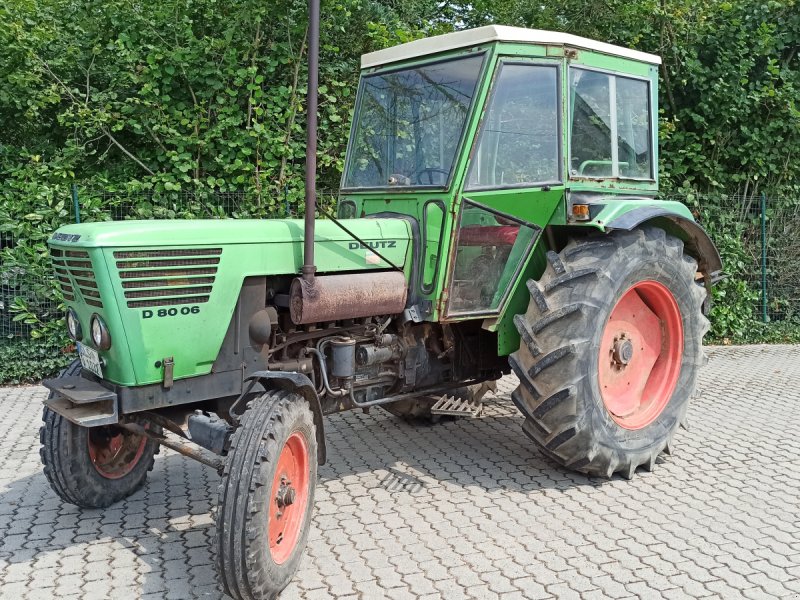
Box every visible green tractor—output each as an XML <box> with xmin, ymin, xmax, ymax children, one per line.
<box><xmin>41</xmin><ymin>19</ymin><xmax>720</xmax><ymax>600</ymax></box>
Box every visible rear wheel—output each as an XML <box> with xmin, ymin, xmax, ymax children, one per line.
<box><xmin>40</xmin><ymin>360</ymin><xmax>159</xmax><ymax>507</ymax></box>
<box><xmin>510</xmin><ymin>227</ymin><xmax>709</xmax><ymax>478</ymax></box>
<box><xmin>216</xmin><ymin>389</ymin><xmax>317</xmax><ymax>600</ymax></box>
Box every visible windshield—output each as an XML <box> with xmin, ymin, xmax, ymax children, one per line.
<box><xmin>343</xmin><ymin>54</ymin><xmax>484</xmax><ymax>189</ymax></box>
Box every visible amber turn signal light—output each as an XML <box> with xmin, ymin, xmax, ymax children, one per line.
<box><xmin>572</xmin><ymin>204</ymin><xmax>591</xmax><ymax>221</ymax></box>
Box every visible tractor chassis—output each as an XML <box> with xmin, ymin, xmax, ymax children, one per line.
<box><xmin>44</xmin><ymin>363</ymin><xmax>496</xmax><ymax>474</ymax></box>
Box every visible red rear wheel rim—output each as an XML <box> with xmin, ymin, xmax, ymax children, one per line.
<box><xmin>87</xmin><ymin>427</ymin><xmax>147</xmax><ymax>479</ymax></box>
<box><xmin>598</xmin><ymin>280</ymin><xmax>684</xmax><ymax>430</ymax></box>
<box><xmin>269</xmin><ymin>431</ymin><xmax>310</xmax><ymax>564</ymax></box>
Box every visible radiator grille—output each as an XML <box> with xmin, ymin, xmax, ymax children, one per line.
<box><xmin>114</xmin><ymin>248</ymin><xmax>221</xmax><ymax>308</ymax></box>
<box><xmin>50</xmin><ymin>248</ymin><xmax>103</xmax><ymax>308</ymax></box>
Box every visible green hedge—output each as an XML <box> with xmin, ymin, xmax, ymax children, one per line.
<box><xmin>0</xmin><ymin>339</ymin><xmax>74</xmax><ymax>386</ymax></box>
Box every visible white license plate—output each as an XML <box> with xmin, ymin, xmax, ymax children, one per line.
<box><xmin>77</xmin><ymin>343</ymin><xmax>103</xmax><ymax>378</ymax></box>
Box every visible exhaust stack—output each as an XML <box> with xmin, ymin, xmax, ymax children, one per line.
<box><xmin>302</xmin><ymin>0</ymin><xmax>320</xmax><ymax>284</ymax></box>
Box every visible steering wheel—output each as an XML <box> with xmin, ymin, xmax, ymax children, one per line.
<box><xmin>417</xmin><ymin>168</ymin><xmax>449</xmax><ymax>185</ymax></box>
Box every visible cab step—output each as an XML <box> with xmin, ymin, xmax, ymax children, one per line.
<box><xmin>430</xmin><ymin>394</ymin><xmax>483</xmax><ymax>418</ymax></box>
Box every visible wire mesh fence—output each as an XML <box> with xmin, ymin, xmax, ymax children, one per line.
<box><xmin>678</xmin><ymin>192</ymin><xmax>800</xmax><ymax>324</ymax></box>
<box><xmin>0</xmin><ymin>185</ymin><xmax>339</xmax><ymax>341</ymax></box>
<box><xmin>1</xmin><ymin>185</ymin><xmax>798</xmax><ymax>343</ymax></box>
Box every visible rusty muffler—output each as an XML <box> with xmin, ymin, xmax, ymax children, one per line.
<box><xmin>290</xmin><ymin>271</ymin><xmax>407</xmax><ymax>324</ymax></box>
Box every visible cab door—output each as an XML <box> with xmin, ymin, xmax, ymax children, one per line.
<box><xmin>444</xmin><ymin>59</ymin><xmax>565</xmax><ymax>318</ymax></box>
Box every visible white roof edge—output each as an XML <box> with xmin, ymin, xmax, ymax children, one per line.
<box><xmin>361</xmin><ymin>25</ymin><xmax>662</xmax><ymax>69</ymax></box>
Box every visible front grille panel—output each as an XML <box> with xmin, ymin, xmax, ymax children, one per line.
<box><xmin>114</xmin><ymin>248</ymin><xmax>222</xmax><ymax>259</ymax></box>
<box><xmin>124</xmin><ymin>286</ymin><xmax>213</xmax><ymax>299</ymax></box>
<box><xmin>50</xmin><ymin>248</ymin><xmax>102</xmax><ymax>307</ymax></box>
<box><xmin>122</xmin><ymin>277</ymin><xmax>215</xmax><ymax>289</ymax></box>
<box><xmin>118</xmin><ymin>267</ymin><xmax>217</xmax><ymax>279</ymax></box>
<box><xmin>115</xmin><ymin>248</ymin><xmax>221</xmax><ymax>308</ymax></box>
<box><xmin>115</xmin><ymin>257</ymin><xmax>221</xmax><ymax>269</ymax></box>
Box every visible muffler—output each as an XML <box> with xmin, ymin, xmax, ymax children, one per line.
<box><xmin>290</xmin><ymin>271</ymin><xmax>407</xmax><ymax>324</ymax></box>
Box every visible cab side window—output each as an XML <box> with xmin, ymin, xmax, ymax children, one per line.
<box><xmin>570</xmin><ymin>70</ymin><xmax>613</xmax><ymax>177</ymax></box>
<box><xmin>570</xmin><ymin>68</ymin><xmax>652</xmax><ymax>180</ymax></box>
<box><xmin>466</xmin><ymin>63</ymin><xmax>560</xmax><ymax>189</ymax></box>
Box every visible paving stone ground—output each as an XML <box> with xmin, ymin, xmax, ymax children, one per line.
<box><xmin>1</xmin><ymin>345</ymin><xmax>799</xmax><ymax>599</ymax></box>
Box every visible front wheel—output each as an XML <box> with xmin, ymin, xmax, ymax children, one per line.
<box><xmin>40</xmin><ymin>360</ymin><xmax>159</xmax><ymax>508</ymax></box>
<box><xmin>216</xmin><ymin>389</ymin><xmax>317</xmax><ymax>600</ymax></box>
<box><xmin>510</xmin><ymin>227</ymin><xmax>709</xmax><ymax>478</ymax></box>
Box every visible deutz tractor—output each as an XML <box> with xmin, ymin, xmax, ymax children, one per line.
<box><xmin>40</xmin><ymin>18</ymin><xmax>720</xmax><ymax>600</ymax></box>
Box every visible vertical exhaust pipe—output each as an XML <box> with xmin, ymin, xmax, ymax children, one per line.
<box><xmin>302</xmin><ymin>0</ymin><xmax>320</xmax><ymax>284</ymax></box>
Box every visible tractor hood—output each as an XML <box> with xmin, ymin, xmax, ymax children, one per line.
<box><xmin>50</xmin><ymin>218</ymin><xmax>409</xmax><ymax>249</ymax></box>
<box><xmin>48</xmin><ymin>217</ymin><xmax>413</xmax><ymax>386</ymax></box>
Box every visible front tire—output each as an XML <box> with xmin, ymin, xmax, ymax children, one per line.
<box><xmin>216</xmin><ymin>389</ymin><xmax>317</xmax><ymax>600</ymax></box>
<box><xmin>510</xmin><ymin>227</ymin><xmax>709</xmax><ymax>479</ymax></box>
<box><xmin>40</xmin><ymin>360</ymin><xmax>159</xmax><ymax>508</ymax></box>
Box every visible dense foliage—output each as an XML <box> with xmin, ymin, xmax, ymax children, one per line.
<box><xmin>0</xmin><ymin>339</ymin><xmax>73</xmax><ymax>385</ymax></box>
<box><xmin>1</xmin><ymin>0</ymin><xmax>798</xmax><ymax>380</ymax></box>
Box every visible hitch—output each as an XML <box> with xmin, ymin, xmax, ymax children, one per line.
<box><xmin>118</xmin><ymin>420</ymin><xmax>225</xmax><ymax>473</ymax></box>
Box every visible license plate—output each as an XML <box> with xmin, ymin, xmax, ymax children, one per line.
<box><xmin>77</xmin><ymin>342</ymin><xmax>103</xmax><ymax>378</ymax></box>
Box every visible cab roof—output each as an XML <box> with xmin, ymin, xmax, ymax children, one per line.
<box><xmin>361</xmin><ymin>25</ymin><xmax>662</xmax><ymax>69</ymax></box>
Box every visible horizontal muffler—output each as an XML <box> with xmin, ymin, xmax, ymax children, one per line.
<box><xmin>290</xmin><ymin>271</ymin><xmax>407</xmax><ymax>324</ymax></box>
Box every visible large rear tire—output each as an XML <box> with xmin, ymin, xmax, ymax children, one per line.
<box><xmin>509</xmin><ymin>227</ymin><xmax>709</xmax><ymax>479</ymax></box>
<box><xmin>216</xmin><ymin>389</ymin><xmax>317</xmax><ymax>600</ymax></box>
<box><xmin>40</xmin><ymin>360</ymin><xmax>159</xmax><ymax>508</ymax></box>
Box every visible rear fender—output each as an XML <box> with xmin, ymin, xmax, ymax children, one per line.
<box><xmin>558</xmin><ymin>199</ymin><xmax>721</xmax><ymax>315</ymax></box>
<box><xmin>242</xmin><ymin>371</ymin><xmax>326</xmax><ymax>464</ymax></box>
<box><xmin>562</xmin><ymin>197</ymin><xmax>722</xmax><ymax>280</ymax></box>
<box><xmin>604</xmin><ymin>207</ymin><xmax>722</xmax><ymax>278</ymax></box>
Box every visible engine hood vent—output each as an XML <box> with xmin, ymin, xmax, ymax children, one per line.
<box><xmin>50</xmin><ymin>248</ymin><xmax>103</xmax><ymax>308</ymax></box>
<box><xmin>114</xmin><ymin>248</ymin><xmax>221</xmax><ymax>308</ymax></box>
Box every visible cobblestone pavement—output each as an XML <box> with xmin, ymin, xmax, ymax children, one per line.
<box><xmin>1</xmin><ymin>345</ymin><xmax>799</xmax><ymax>600</ymax></box>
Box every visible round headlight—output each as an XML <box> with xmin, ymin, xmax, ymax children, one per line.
<box><xmin>66</xmin><ymin>308</ymin><xmax>82</xmax><ymax>341</ymax></box>
<box><xmin>90</xmin><ymin>314</ymin><xmax>111</xmax><ymax>350</ymax></box>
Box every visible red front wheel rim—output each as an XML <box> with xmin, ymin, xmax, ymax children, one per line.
<box><xmin>87</xmin><ymin>427</ymin><xmax>148</xmax><ymax>479</ymax></box>
<box><xmin>268</xmin><ymin>431</ymin><xmax>310</xmax><ymax>564</ymax></box>
<box><xmin>598</xmin><ymin>280</ymin><xmax>684</xmax><ymax>430</ymax></box>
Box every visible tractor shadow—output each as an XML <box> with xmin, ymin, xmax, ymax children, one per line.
<box><xmin>0</xmin><ymin>394</ymin><xmax>639</xmax><ymax>599</ymax></box>
<box><xmin>0</xmin><ymin>453</ymin><xmax>222</xmax><ymax>597</ymax></box>
<box><xmin>316</xmin><ymin>395</ymin><xmax>636</xmax><ymax>494</ymax></box>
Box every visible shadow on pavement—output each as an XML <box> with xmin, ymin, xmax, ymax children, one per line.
<box><xmin>0</xmin><ymin>395</ymin><xmax>613</xmax><ymax>599</ymax></box>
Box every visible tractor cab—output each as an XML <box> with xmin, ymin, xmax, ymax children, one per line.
<box><xmin>337</xmin><ymin>26</ymin><xmax>676</xmax><ymax>334</ymax></box>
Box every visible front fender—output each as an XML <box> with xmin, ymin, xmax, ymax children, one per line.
<box><xmin>243</xmin><ymin>371</ymin><xmax>327</xmax><ymax>464</ymax></box>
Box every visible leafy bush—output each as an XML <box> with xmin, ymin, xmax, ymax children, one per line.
<box><xmin>0</xmin><ymin>0</ymin><xmax>797</xmax><ymax>383</ymax></box>
<box><xmin>684</xmin><ymin>192</ymin><xmax>762</xmax><ymax>342</ymax></box>
<box><xmin>0</xmin><ymin>338</ymin><xmax>74</xmax><ymax>385</ymax></box>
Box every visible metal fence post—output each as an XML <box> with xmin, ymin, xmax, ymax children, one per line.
<box><xmin>761</xmin><ymin>192</ymin><xmax>768</xmax><ymax>323</ymax></box>
<box><xmin>71</xmin><ymin>183</ymin><xmax>81</xmax><ymax>224</ymax></box>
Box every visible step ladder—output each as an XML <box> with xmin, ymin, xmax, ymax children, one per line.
<box><xmin>430</xmin><ymin>394</ymin><xmax>483</xmax><ymax>418</ymax></box>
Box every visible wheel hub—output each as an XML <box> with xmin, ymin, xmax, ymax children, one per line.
<box><xmin>275</xmin><ymin>478</ymin><xmax>297</xmax><ymax>512</ymax></box>
<box><xmin>612</xmin><ymin>336</ymin><xmax>634</xmax><ymax>367</ymax></box>
<box><xmin>268</xmin><ymin>431</ymin><xmax>310</xmax><ymax>564</ymax></box>
<box><xmin>598</xmin><ymin>280</ymin><xmax>684</xmax><ymax>430</ymax></box>
<box><xmin>87</xmin><ymin>426</ymin><xmax>147</xmax><ymax>480</ymax></box>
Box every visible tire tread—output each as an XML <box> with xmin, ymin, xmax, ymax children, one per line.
<box><xmin>511</xmin><ymin>227</ymin><xmax>707</xmax><ymax>478</ymax></box>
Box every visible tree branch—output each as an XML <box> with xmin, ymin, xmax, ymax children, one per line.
<box><xmin>278</xmin><ymin>27</ymin><xmax>308</xmax><ymax>186</ymax></box>
<box><xmin>101</xmin><ymin>127</ymin><xmax>155</xmax><ymax>175</ymax></box>
<box><xmin>37</xmin><ymin>57</ymin><xmax>156</xmax><ymax>176</ymax></box>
